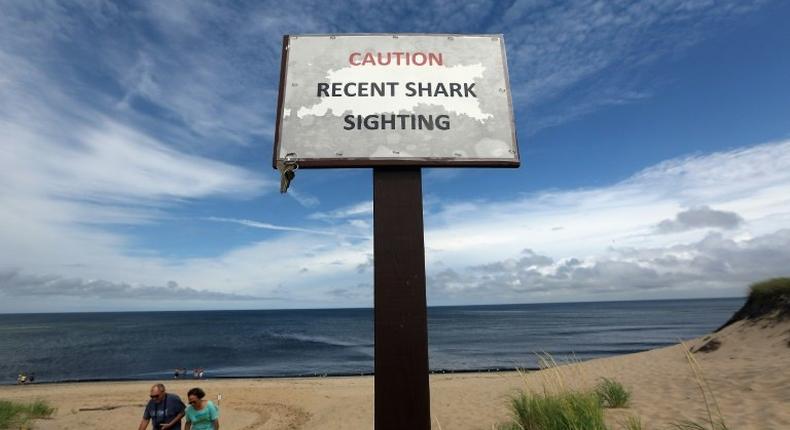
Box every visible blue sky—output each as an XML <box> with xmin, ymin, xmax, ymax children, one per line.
<box><xmin>1</xmin><ymin>0</ymin><xmax>790</xmax><ymax>312</ymax></box>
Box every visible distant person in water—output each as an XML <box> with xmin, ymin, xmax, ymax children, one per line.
<box><xmin>184</xmin><ymin>387</ymin><xmax>219</xmax><ymax>430</ymax></box>
<box><xmin>138</xmin><ymin>383</ymin><xmax>186</xmax><ymax>430</ymax></box>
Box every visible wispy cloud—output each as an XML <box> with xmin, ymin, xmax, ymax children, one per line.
<box><xmin>497</xmin><ymin>0</ymin><xmax>768</xmax><ymax>132</ymax></box>
<box><xmin>4</xmin><ymin>0</ymin><xmax>765</xmax><ymax>147</ymax></box>
<box><xmin>205</xmin><ymin>217</ymin><xmax>370</xmax><ymax>239</ymax></box>
<box><xmin>0</xmin><ymin>6</ymin><xmax>272</xmax><ymax>307</ymax></box>
<box><xmin>287</xmin><ymin>189</ymin><xmax>321</xmax><ymax>208</ymax></box>
<box><xmin>309</xmin><ymin>201</ymin><xmax>373</xmax><ymax>221</ymax></box>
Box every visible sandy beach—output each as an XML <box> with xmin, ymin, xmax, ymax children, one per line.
<box><xmin>1</xmin><ymin>316</ymin><xmax>788</xmax><ymax>430</ymax></box>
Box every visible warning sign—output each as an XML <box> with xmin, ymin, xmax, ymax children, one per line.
<box><xmin>273</xmin><ymin>34</ymin><xmax>519</xmax><ymax>168</ymax></box>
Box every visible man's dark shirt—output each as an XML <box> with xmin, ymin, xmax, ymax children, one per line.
<box><xmin>143</xmin><ymin>393</ymin><xmax>185</xmax><ymax>430</ymax></box>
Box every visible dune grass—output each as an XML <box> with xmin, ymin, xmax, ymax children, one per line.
<box><xmin>671</xmin><ymin>342</ymin><xmax>729</xmax><ymax>430</ymax></box>
<box><xmin>718</xmin><ymin>277</ymin><xmax>790</xmax><ymax>329</ymax></box>
<box><xmin>749</xmin><ymin>277</ymin><xmax>790</xmax><ymax>303</ymax></box>
<box><xmin>496</xmin><ymin>346</ymin><xmax>738</xmax><ymax>430</ymax></box>
<box><xmin>620</xmin><ymin>415</ymin><xmax>644</xmax><ymax>430</ymax></box>
<box><xmin>595</xmin><ymin>377</ymin><xmax>631</xmax><ymax>408</ymax></box>
<box><xmin>499</xmin><ymin>390</ymin><xmax>607</xmax><ymax>430</ymax></box>
<box><xmin>669</xmin><ymin>422</ymin><xmax>728</xmax><ymax>430</ymax></box>
<box><xmin>744</xmin><ymin>277</ymin><xmax>790</xmax><ymax>320</ymax></box>
<box><xmin>0</xmin><ymin>399</ymin><xmax>55</xmax><ymax>429</ymax></box>
<box><xmin>498</xmin><ymin>354</ymin><xmax>633</xmax><ymax>430</ymax></box>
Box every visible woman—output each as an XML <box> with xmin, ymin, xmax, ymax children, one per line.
<box><xmin>184</xmin><ymin>387</ymin><xmax>219</xmax><ymax>430</ymax></box>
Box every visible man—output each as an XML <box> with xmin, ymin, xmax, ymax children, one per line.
<box><xmin>138</xmin><ymin>383</ymin><xmax>186</xmax><ymax>430</ymax></box>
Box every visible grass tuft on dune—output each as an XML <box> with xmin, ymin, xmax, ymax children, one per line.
<box><xmin>499</xmin><ymin>390</ymin><xmax>607</xmax><ymax>430</ymax></box>
<box><xmin>498</xmin><ymin>355</ymin><xmax>633</xmax><ymax>430</ymax></box>
<box><xmin>595</xmin><ymin>377</ymin><xmax>631</xmax><ymax>408</ymax></box>
<box><xmin>749</xmin><ymin>277</ymin><xmax>790</xmax><ymax>300</ymax></box>
<box><xmin>0</xmin><ymin>399</ymin><xmax>55</xmax><ymax>429</ymax></box>
<box><xmin>718</xmin><ymin>277</ymin><xmax>790</xmax><ymax>330</ymax></box>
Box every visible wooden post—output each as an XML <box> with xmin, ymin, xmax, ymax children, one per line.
<box><xmin>373</xmin><ymin>167</ymin><xmax>431</xmax><ymax>430</ymax></box>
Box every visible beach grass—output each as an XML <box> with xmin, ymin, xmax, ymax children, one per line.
<box><xmin>595</xmin><ymin>377</ymin><xmax>631</xmax><ymax>408</ymax></box>
<box><xmin>748</xmin><ymin>277</ymin><xmax>790</xmax><ymax>304</ymax></box>
<box><xmin>620</xmin><ymin>415</ymin><xmax>644</xmax><ymax>430</ymax></box>
<box><xmin>499</xmin><ymin>390</ymin><xmax>607</xmax><ymax>430</ymax></box>
<box><xmin>498</xmin><ymin>355</ymin><xmax>630</xmax><ymax>430</ymax></box>
<box><xmin>673</xmin><ymin>342</ymin><xmax>729</xmax><ymax>430</ymax></box>
<box><xmin>0</xmin><ymin>399</ymin><xmax>55</xmax><ymax>429</ymax></box>
<box><xmin>669</xmin><ymin>421</ymin><xmax>728</xmax><ymax>430</ymax></box>
<box><xmin>497</xmin><ymin>342</ymin><xmax>738</xmax><ymax>430</ymax></box>
<box><xmin>718</xmin><ymin>277</ymin><xmax>790</xmax><ymax>329</ymax></box>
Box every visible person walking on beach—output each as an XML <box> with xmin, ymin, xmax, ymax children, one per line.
<box><xmin>184</xmin><ymin>387</ymin><xmax>219</xmax><ymax>430</ymax></box>
<box><xmin>138</xmin><ymin>383</ymin><xmax>186</xmax><ymax>430</ymax></box>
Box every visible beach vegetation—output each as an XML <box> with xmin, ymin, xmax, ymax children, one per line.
<box><xmin>669</xmin><ymin>421</ymin><xmax>728</xmax><ymax>430</ymax></box>
<box><xmin>594</xmin><ymin>377</ymin><xmax>631</xmax><ymax>408</ymax></box>
<box><xmin>718</xmin><ymin>277</ymin><xmax>790</xmax><ymax>329</ymax></box>
<box><xmin>747</xmin><ymin>277</ymin><xmax>790</xmax><ymax>319</ymax></box>
<box><xmin>749</xmin><ymin>276</ymin><xmax>790</xmax><ymax>298</ymax></box>
<box><xmin>498</xmin><ymin>356</ymin><xmax>622</xmax><ymax>430</ymax></box>
<box><xmin>673</xmin><ymin>342</ymin><xmax>729</xmax><ymax>430</ymax></box>
<box><xmin>499</xmin><ymin>390</ymin><xmax>607</xmax><ymax>430</ymax></box>
<box><xmin>0</xmin><ymin>399</ymin><xmax>55</xmax><ymax>429</ymax></box>
<box><xmin>620</xmin><ymin>415</ymin><xmax>644</xmax><ymax>430</ymax></box>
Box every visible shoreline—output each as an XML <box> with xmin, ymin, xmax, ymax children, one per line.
<box><xmin>1</xmin><ymin>366</ymin><xmax>541</xmax><ymax>387</ymax></box>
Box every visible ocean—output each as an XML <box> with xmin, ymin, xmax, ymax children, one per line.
<box><xmin>0</xmin><ymin>298</ymin><xmax>742</xmax><ymax>384</ymax></box>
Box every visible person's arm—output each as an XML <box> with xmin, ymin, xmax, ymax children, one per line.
<box><xmin>161</xmin><ymin>411</ymin><xmax>184</xmax><ymax>430</ymax></box>
<box><xmin>137</xmin><ymin>418</ymin><xmax>150</xmax><ymax>430</ymax></box>
<box><xmin>162</xmin><ymin>395</ymin><xmax>186</xmax><ymax>429</ymax></box>
<box><xmin>184</xmin><ymin>407</ymin><xmax>192</xmax><ymax>430</ymax></box>
<box><xmin>212</xmin><ymin>419</ymin><xmax>219</xmax><ymax>430</ymax></box>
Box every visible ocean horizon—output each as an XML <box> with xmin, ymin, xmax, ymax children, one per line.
<box><xmin>0</xmin><ymin>297</ymin><xmax>743</xmax><ymax>385</ymax></box>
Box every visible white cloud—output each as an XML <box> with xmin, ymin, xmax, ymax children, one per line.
<box><xmin>0</xmin><ymin>269</ymin><xmax>266</xmax><ymax>301</ymax></box>
<box><xmin>309</xmin><ymin>201</ymin><xmax>374</xmax><ymax>220</ymax></box>
<box><xmin>286</xmin><ymin>189</ymin><xmax>321</xmax><ymax>208</ymax></box>
<box><xmin>655</xmin><ymin>206</ymin><xmax>744</xmax><ymax>234</ymax></box>
<box><xmin>424</xmin><ymin>140</ymin><xmax>790</xmax><ymax>268</ymax></box>
<box><xmin>2</xmin><ymin>139</ymin><xmax>789</xmax><ymax>311</ymax></box>
<box><xmin>206</xmin><ymin>217</ymin><xmax>370</xmax><ymax>239</ymax></box>
<box><xmin>412</xmin><ymin>140</ymin><xmax>790</xmax><ymax>304</ymax></box>
<box><xmin>428</xmin><ymin>229</ymin><xmax>790</xmax><ymax>304</ymax></box>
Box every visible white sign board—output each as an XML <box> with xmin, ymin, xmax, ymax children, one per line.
<box><xmin>273</xmin><ymin>34</ymin><xmax>519</xmax><ymax>168</ymax></box>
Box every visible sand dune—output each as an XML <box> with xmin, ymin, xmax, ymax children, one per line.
<box><xmin>2</xmin><ymin>316</ymin><xmax>788</xmax><ymax>429</ymax></box>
